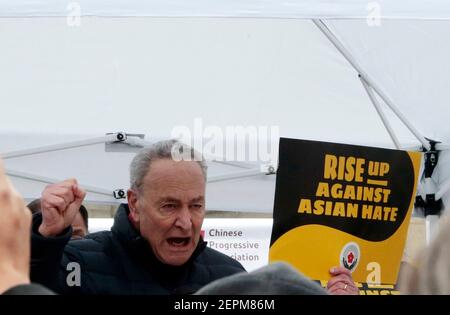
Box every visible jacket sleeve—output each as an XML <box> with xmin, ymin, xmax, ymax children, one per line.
<box><xmin>30</xmin><ymin>213</ymin><xmax>81</xmax><ymax>294</ymax></box>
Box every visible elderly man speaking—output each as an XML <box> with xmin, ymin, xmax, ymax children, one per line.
<box><xmin>30</xmin><ymin>140</ymin><xmax>245</xmax><ymax>294</ymax></box>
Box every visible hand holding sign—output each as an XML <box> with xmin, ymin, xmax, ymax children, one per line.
<box><xmin>327</xmin><ymin>267</ymin><xmax>359</xmax><ymax>295</ymax></box>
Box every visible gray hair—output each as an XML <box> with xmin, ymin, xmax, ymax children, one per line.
<box><xmin>129</xmin><ymin>139</ymin><xmax>207</xmax><ymax>192</ymax></box>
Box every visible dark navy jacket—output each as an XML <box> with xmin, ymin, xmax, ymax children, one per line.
<box><xmin>30</xmin><ymin>204</ymin><xmax>245</xmax><ymax>294</ymax></box>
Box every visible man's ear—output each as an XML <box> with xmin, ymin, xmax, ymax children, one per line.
<box><xmin>127</xmin><ymin>189</ymin><xmax>140</xmax><ymax>224</ymax></box>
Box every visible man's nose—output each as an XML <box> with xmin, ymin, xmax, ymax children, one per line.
<box><xmin>175</xmin><ymin>206</ymin><xmax>192</xmax><ymax>230</ymax></box>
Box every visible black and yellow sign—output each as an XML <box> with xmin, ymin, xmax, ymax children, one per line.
<box><xmin>269</xmin><ymin>138</ymin><xmax>421</xmax><ymax>284</ymax></box>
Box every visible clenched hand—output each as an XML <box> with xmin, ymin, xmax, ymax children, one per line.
<box><xmin>327</xmin><ymin>266</ymin><xmax>359</xmax><ymax>295</ymax></box>
<box><xmin>38</xmin><ymin>179</ymin><xmax>86</xmax><ymax>237</ymax></box>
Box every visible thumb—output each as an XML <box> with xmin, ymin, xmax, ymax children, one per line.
<box><xmin>329</xmin><ymin>266</ymin><xmax>352</xmax><ymax>277</ymax></box>
<box><xmin>72</xmin><ymin>184</ymin><xmax>86</xmax><ymax>207</ymax></box>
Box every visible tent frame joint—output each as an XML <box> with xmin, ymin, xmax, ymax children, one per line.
<box><xmin>415</xmin><ymin>138</ymin><xmax>443</xmax><ymax>217</ymax></box>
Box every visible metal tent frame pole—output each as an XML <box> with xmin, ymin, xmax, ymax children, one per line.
<box><xmin>115</xmin><ymin>137</ymin><xmax>270</xmax><ymax>180</ymax></box>
<box><xmin>313</xmin><ymin>19</ymin><xmax>430</xmax><ymax>151</ymax></box>
<box><xmin>436</xmin><ymin>179</ymin><xmax>450</xmax><ymax>200</ymax></box>
<box><xmin>2</xmin><ymin>135</ymin><xmax>118</xmax><ymax>159</ymax></box>
<box><xmin>2</xmin><ymin>132</ymin><xmax>147</xmax><ymax>200</ymax></box>
<box><xmin>312</xmin><ymin>19</ymin><xmax>443</xmax><ymax>244</ymax></box>
<box><xmin>6</xmin><ymin>169</ymin><xmax>114</xmax><ymax>198</ymax></box>
<box><xmin>1</xmin><ymin>132</ymin><xmax>153</xmax><ymax>160</ymax></box>
<box><xmin>208</xmin><ymin>168</ymin><xmax>267</xmax><ymax>183</ymax></box>
<box><xmin>2</xmin><ymin>132</ymin><xmax>271</xmax><ymax>198</ymax></box>
<box><xmin>359</xmin><ymin>76</ymin><xmax>401</xmax><ymax>149</ymax></box>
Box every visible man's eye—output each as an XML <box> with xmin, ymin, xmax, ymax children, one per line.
<box><xmin>191</xmin><ymin>204</ymin><xmax>203</xmax><ymax>210</ymax></box>
<box><xmin>163</xmin><ymin>204</ymin><xmax>177</xmax><ymax>209</ymax></box>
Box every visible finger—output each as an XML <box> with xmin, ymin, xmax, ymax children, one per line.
<box><xmin>72</xmin><ymin>184</ymin><xmax>86</xmax><ymax>205</ymax></box>
<box><xmin>44</xmin><ymin>179</ymin><xmax>77</xmax><ymax>193</ymax></box>
<box><xmin>41</xmin><ymin>206</ymin><xmax>61</xmax><ymax>220</ymax></box>
<box><xmin>328</xmin><ymin>282</ymin><xmax>347</xmax><ymax>294</ymax></box>
<box><xmin>42</xmin><ymin>194</ymin><xmax>68</xmax><ymax>213</ymax></box>
<box><xmin>328</xmin><ymin>279</ymin><xmax>353</xmax><ymax>290</ymax></box>
<box><xmin>327</xmin><ymin>274</ymin><xmax>355</xmax><ymax>289</ymax></box>
<box><xmin>327</xmin><ymin>281</ymin><xmax>356</xmax><ymax>293</ymax></box>
<box><xmin>329</xmin><ymin>284</ymin><xmax>358</xmax><ymax>296</ymax></box>
<box><xmin>42</xmin><ymin>184</ymin><xmax>74</xmax><ymax>208</ymax></box>
<box><xmin>328</xmin><ymin>281</ymin><xmax>358</xmax><ymax>295</ymax></box>
<box><xmin>48</xmin><ymin>186</ymin><xmax>75</xmax><ymax>205</ymax></box>
<box><xmin>329</xmin><ymin>282</ymin><xmax>358</xmax><ymax>293</ymax></box>
<box><xmin>62</xmin><ymin>185</ymin><xmax>86</xmax><ymax>220</ymax></box>
<box><xmin>59</xmin><ymin>178</ymin><xmax>78</xmax><ymax>188</ymax></box>
<box><xmin>331</xmin><ymin>284</ymin><xmax>359</xmax><ymax>295</ymax></box>
<box><xmin>329</xmin><ymin>266</ymin><xmax>353</xmax><ymax>277</ymax></box>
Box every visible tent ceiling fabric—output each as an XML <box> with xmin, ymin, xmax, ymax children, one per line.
<box><xmin>0</xmin><ymin>18</ymin><xmax>419</xmax><ymax>146</ymax></box>
<box><xmin>2</xmin><ymin>0</ymin><xmax>450</xmax><ymax>19</ymax></box>
<box><xmin>0</xmin><ymin>14</ymin><xmax>449</xmax><ymax>212</ymax></box>
<box><xmin>327</xmin><ymin>19</ymin><xmax>450</xmax><ymax>143</ymax></box>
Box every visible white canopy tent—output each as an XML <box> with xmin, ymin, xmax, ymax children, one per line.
<box><xmin>2</xmin><ymin>0</ymin><xmax>450</xmax><ymax>19</ymax></box>
<box><xmin>1</xmin><ymin>1</ymin><xmax>450</xmax><ymax>242</ymax></box>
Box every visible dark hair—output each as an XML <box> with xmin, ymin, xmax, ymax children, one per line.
<box><xmin>79</xmin><ymin>205</ymin><xmax>89</xmax><ymax>229</ymax></box>
<box><xmin>27</xmin><ymin>198</ymin><xmax>42</xmax><ymax>215</ymax></box>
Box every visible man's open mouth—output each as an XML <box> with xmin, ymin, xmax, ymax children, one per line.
<box><xmin>167</xmin><ymin>237</ymin><xmax>191</xmax><ymax>247</ymax></box>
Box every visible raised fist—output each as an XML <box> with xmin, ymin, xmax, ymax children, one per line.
<box><xmin>38</xmin><ymin>179</ymin><xmax>86</xmax><ymax>237</ymax></box>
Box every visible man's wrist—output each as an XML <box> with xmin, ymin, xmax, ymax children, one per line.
<box><xmin>38</xmin><ymin>223</ymin><xmax>60</xmax><ymax>238</ymax></box>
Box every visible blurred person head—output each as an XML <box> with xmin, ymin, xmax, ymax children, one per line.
<box><xmin>26</xmin><ymin>198</ymin><xmax>42</xmax><ymax>215</ymax></box>
<box><xmin>127</xmin><ymin>139</ymin><xmax>207</xmax><ymax>266</ymax></box>
<box><xmin>196</xmin><ymin>262</ymin><xmax>328</xmax><ymax>295</ymax></box>
<box><xmin>400</xmin><ymin>214</ymin><xmax>450</xmax><ymax>294</ymax></box>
